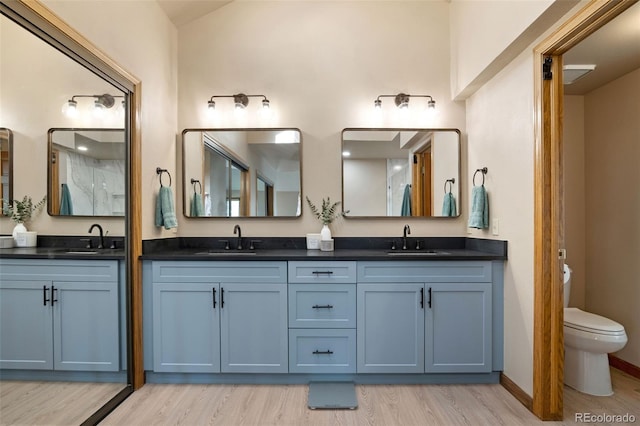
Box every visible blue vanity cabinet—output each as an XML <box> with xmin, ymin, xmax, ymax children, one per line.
<box><xmin>288</xmin><ymin>261</ymin><xmax>357</xmax><ymax>373</ymax></box>
<box><xmin>425</xmin><ymin>282</ymin><xmax>492</xmax><ymax>373</ymax></box>
<box><xmin>152</xmin><ymin>282</ymin><xmax>221</xmax><ymax>373</ymax></box>
<box><xmin>150</xmin><ymin>261</ymin><xmax>288</xmax><ymax>374</ymax></box>
<box><xmin>357</xmin><ymin>261</ymin><xmax>496</xmax><ymax>375</ymax></box>
<box><xmin>356</xmin><ymin>283</ymin><xmax>425</xmax><ymax>373</ymax></box>
<box><xmin>220</xmin><ymin>282</ymin><xmax>288</xmax><ymax>373</ymax></box>
<box><xmin>0</xmin><ymin>280</ymin><xmax>54</xmax><ymax>369</ymax></box>
<box><xmin>0</xmin><ymin>259</ymin><xmax>120</xmax><ymax>372</ymax></box>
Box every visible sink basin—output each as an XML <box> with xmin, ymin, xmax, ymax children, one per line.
<box><xmin>63</xmin><ymin>249</ymin><xmax>99</xmax><ymax>254</ymax></box>
<box><xmin>387</xmin><ymin>250</ymin><xmax>450</xmax><ymax>256</ymax></box>
<box><xmin>195</xmin><ymin>250</ymin><xmax>257</xmax><ymax>255</ymax></box>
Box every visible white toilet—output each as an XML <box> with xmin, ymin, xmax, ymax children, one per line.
<box><xmin>563</xmin><ymin>264</ymin><xmax>628</xmax><ymax>396</ymax></box>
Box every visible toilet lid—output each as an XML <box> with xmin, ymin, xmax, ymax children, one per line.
<box><xmin>564</xmin><ymin>308</ymin><xmax>625</xmax><ymax>334</ymax></box>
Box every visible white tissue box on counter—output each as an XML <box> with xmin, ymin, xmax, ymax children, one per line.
<box><xmin>306</xmin><ymin>233</ymin><xmax>322</xmax><ymax>250</ymax></box>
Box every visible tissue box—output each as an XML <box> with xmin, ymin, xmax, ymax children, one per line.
<box><xmin>306</xmin><ymin>233</ymin><xmax>322</xmax><ymax>250</ymax></box>
<box><xmin>0</xmin><ymin>236</ymin><xmax>14</xmax><ymax>248</ymax></box>
<box><xmin>15</xmin><ymin>231</ymin><xmax>37</xmax><ymax>248</ymax></box>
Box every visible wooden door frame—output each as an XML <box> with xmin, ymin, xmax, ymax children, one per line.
<box><xmin>532</xmin><ymin>0</ymin><xmax>636</xmax><ymax>419</ymax></box>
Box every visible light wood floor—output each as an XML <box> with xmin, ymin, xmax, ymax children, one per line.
<box><xmin>1</xmin><ymin>369</ymin><xmax>637</xmax><ymax>425</ymax></box>
<box><xmin>101</xmin><ymin>368</ymin><xmax>640</xmax><ymax>426</ymax></box>
<box><xmin>0</xmin><ymin>381</ymin><xmax>123</xmax><ymax>426</ymax></box>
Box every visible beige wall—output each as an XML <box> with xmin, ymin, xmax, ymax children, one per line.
<box><xmin>466</xmin><ymin>48</ymin><xmax>536</xmax><ymax>395</ymax></box>
<box><xmin>584</xmin><ymin>68</ymin><xmax>640</xmax><ymax>366</ymax></box>
<box><xmin>42</xmin><ymin>0</ymin><xmax>179</xmax><ymax>240</ymax></box>
<box><xmin>563</xmin><ymin>96</ymin><xmax>586</xmax><ymax>309</ymax></box>
<box><xmin>0</xmin><ymin>15</ymin><xmax>125</xmax><ymax>236</ymax></box>
<box><xmin>176</xmin><ymin>1</ymin><xmax>467</xmax><ymax>238</ymax></box>
<box><xmin>449</xmin><ymin>0</ymin><xmax>579</xmax><ymax>99</ymax></box>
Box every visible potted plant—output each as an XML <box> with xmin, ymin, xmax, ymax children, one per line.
<box><xmin>305</xmin><ymin>196</ymin><xmax>348</xmax><ymax>241</ymax></box>
<box><xmin>2</xmin><ymin>195</ymin><xmax>46</xmax><ymax>242</ymax></box>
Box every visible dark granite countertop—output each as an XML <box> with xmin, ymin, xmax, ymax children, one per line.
<box><xmin>0</xmin><ymin>235</ymin><xmax>126</xmax><ymax>260</ymax></box>
<box><xmin>0</xmin><ymin>247</ymin><xmax>125</xmax><ymax>260</ymax></box>
<box><xmin>140</xmin><ymin>237</ymin><xmax>507</xmax><ymax>261</ymax></box>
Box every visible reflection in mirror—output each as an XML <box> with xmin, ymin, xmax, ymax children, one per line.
<box><xmin>0</xmin><ymin>8</ymin><xmax>130</xmax><ymax>425</ymax></box>
<box><xmin>48</xmin><ymin>129</ymin><xmax>125</xmax><ymax>216</ymax></box>
<box><xmin>0</xmin><ymin>128</ymin><xmax>12</xmax><ymax>211</ymax></box>
<box><xmin>183</xmin><ymin>129</ymin><xmax>302</xmax><ymax>217</ymax></box>
<box><xmin>342</xmin><ymin>129</ymin><xmax>460</xmax><ymax>217</ymax></box>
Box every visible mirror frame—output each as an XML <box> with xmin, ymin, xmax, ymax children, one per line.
<box><xmin>0</xmin><ymin>0</ymin><xmax>142</xmax><ymax>422</ymax></box>
<box><xmin>181</xmin><ymin>128</ymin><xmax>303</xmax><ymax>219</ymax></box>
<box><xmin>341</xmin><ymin>128</ymin><xmax>461</xmax><ymax>219</ymax></box>
<box><xmin>0</xmin><ymin>128</ymin><xmax>13</xmax><ymax>214</ymax></box>
<box><xmin>47</xmin><ymin>128</ymin><xmax>126</xmax><ymax>218</ymax></box>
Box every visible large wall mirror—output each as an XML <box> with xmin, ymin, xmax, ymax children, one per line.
<box><xmin>183</xmin><ymin>129</ymin><xmax>302</xmax><ymax>218</ymax></box>
<box><xmin>1</xmin><ymin>2</ymin><xmax>135</xmax><ymax>424</ymax></box>
<box><xmin>342</xmin><ymin>129</ymin><xmax>460</xmax><ymax>217</ymax></box>
<box><xmin>48</xmin><ymin>129</ymin><xmax>125</xmax><ymax>216</ymax></box>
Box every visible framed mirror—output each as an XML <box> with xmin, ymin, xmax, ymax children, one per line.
<box><xmin>342</xmin><ymin>129</ymin><xmax>460</xmax><ymax>218</ymax></box>
<box><xmin>183</xmin><ymin>128</ymin><xmax>302</xmax><ymax>218</ymax></box>
<box><xmin>48</xmin><ymin>128</ymin><xmax>125</xmax><ymax>217</ymax></box>
<box><xmin>0</xmin><ymin>128</ymin><xmax>12</xmax><ymax>212</ymax></box>
<box><xmin>0</xmin><ymin>1</ymin><xmax>138</xmax><ymax>424</ymax></box>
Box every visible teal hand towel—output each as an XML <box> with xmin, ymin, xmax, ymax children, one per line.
<box><xmin>400</xmin><ymin>184</ymin><xmax>412</xmax><ymax>216</ymax></box>
<box><xmin>59</xmin><ymin>183</ymin><xmax>73</xmax><ymax>215</ymax></box>
<box><xmin>190</xmin><ymin>192</ymin><xmax>204</xmax><ymax>217</ymax></box>
<box><xmin>442</xmin><ymin>192</ymin><xmax>457</xmax><ymax>217</ymax></box>
<box><xmin>155</xmin><ymin>186</ymin><xmax>178</xmax><ymax>229</ymax></box>
<box><xmin>468</xmin><ymin>185</ymin><xmax>489</xmax><ymax>229</ymax></box>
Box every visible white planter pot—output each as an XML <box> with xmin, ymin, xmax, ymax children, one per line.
<box><xmin>12</xmin><ymin>222</ymin><xmax>27</xmax><ymax>240</ymax></box>
<box><xmin>320</xmin><ymin>224</ymin><xmax>332</xmax><ymax>241</ymax></box>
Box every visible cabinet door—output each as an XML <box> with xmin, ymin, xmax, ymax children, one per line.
<box><xmin>425</xmin><ymin>282</ymin><xmax>492</xmax><ymax>373</ymax></box>
<box><xmin>0</xmin><ymin>280</ymin><xmax>53</xmax><ymax>370</ymax></box>
<box><xmin>53</xmin><ymin>281</ymin><xmax>120</xmax><ymax>371</ymax></box>
<box><xmin>357</xmin><ymin>283</ymin><xmax>425</xmax><ymax>373</ymax></box>
<box><xmin>152</xmin><ymin>282</ymin><xmax>220</xmax><ymax>373</ymax></box>
<box><xmin>220</xmin><ymin>283</ymin><xmax>288</xmax><ymax>373</ymax></box>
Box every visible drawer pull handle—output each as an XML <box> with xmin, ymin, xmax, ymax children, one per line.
<box><xmin>312</xmin><ymin>304</ymin><xmax>334</xmax><ymax>309</ymax></box>
<box><xmin>312</xmin><ymin>271</ymin><xmax>334</xmax><ymax>276</ymax></box>
<box><xmin>312</xmin><ymin>350</ymin><xmax>334</xmax><ymax>355</ymax></box>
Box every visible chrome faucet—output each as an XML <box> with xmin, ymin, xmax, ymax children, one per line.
<box><xmin>402</xmin><ymin>224</ymin><xmax>411</xmax><ymax>250</ymax></box>
<box><xmin>233</xmin><ymin>224</ymin><xmax>243</xmax><ymax>250</ymax></box>
<box><xmin>88</xmin><ymin>223</ymin><xmax>104</xmax><ymax>249</ymax></box>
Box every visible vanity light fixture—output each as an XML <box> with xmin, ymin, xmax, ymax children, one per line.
<box><xmin>374</xmin><ymin>93</ymin><xmax>436</xmax><ymax>111</ymax></box>
<box><xmin>62</xmin><ymin>93</ymin><xmax>124</xmax><ymax>118</ymax></box>
<box><xmin>207</xmin><ymin>93</ymin><xmax>271</xmax><ymax>112</ymax></box>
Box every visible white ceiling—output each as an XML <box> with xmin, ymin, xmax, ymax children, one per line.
<box><xmin>563</xmin><ymin>1</ymin><xmax>640</xmax><ymax>95</ymax></box>
<box><xmin>157</xmin><ymin>0</ymin><xmax>232</xmax><ymax>27</ymax></box>
<box><xmin>156</xmin><ymin>1</ymin><xmax>640</xmax><ymax>95</ymax></box>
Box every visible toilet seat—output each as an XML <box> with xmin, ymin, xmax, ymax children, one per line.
<box><xmin>564</xmin><ymin>308</ymin><xmax>625</xmax><ymax>336</ymax></box>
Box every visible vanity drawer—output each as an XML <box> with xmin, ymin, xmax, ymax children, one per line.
<box><xmin>288</xmin><ymin>329</ymin><xmax>356</xmax><ymax>373</ymax></box>
<box><xmin>288</xmin><ymin>284</ymin><xmax>356</xmax><ymax>328</ymax></box>
<box><xmin>288</xmin><ymin>261</ymin><xmax>357</xmax><ymax>284</ymax></box>
<box><xmin>357</xmin><ymin>261</ymin><xmax>492</xmax><ymax>283</ymax></box>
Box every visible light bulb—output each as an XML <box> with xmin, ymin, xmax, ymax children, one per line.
<box><xmin>62</xmin><ymin>99</ymin><xmax>78</xmax><ymax>117</ymax></box>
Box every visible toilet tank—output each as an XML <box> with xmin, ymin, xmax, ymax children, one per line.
<box><xmin>563</xmin><ymin>264</ymin><xmax>571</xmax><ymax>308</ymax></box>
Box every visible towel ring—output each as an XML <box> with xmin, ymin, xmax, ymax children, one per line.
<box><xmin>190</xmin><ymin>178</ymin><xmax>202</xmax><ymax>194</ymax></box>
<box><xmin>156</xmin><ymin>167</ymin><xmax>171</xmax><ymax>187</ymax></box>
<box><xmin>473</xmin><ymin>167</ymin><xmax>488</xmax><ymax>186</ymax></box>
<box><xmin>444</xmin><ymin>178</ymin><xmax>455</xmax><ymax>194</ymax></box>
